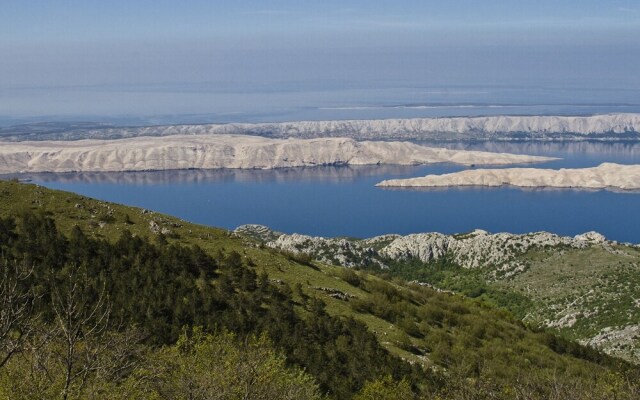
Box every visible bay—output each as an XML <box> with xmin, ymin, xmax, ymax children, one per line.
<box><xmin>16</xmin><ymin>141</ymin><xmax>640</xmax><ymax>243</ymax></box>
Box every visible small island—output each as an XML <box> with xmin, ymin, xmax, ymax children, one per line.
<box><xmin>376</xmin><ymin>162</ymin><xmax>640</xmax><ymax>191</ymax></box>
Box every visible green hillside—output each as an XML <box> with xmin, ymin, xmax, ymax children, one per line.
<box><xmin>365</xmin><ymin>244</ymin><xmax>640</xmax><ymax>364</ymax></box>
<box><xmin>0</xmin><ymin>179</ymin><xmax>638</xmax><ymax>399</ymax></box>
<box><xmin>235</xmin><ymin>224</ymin><xmax>640</xmax><ymax>364</ymax></box>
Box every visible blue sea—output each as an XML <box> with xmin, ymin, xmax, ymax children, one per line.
<box><xmin>21</xmin><ymin>141</ymin><xmax>640</xmax><ymax>244</ymax></box>
<box><xmin>2</xmin><ymin>85</ymin><xmax>640</xmax><ymax>126</ymax></box>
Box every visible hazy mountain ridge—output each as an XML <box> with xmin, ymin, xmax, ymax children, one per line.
<box><xmin>1</xmin><ymin>113</ymin><xmax>639</xmax><ymax>142</ymax></box>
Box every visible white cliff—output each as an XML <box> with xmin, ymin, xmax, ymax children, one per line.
<box><xmin>0</xmin><ymin>134</ymin><xmax>553</xmax><ymax>174</ymax></box>
<box><xmin>377</xmin><ymin>163</ymin><xmax>640</xmax><ymax>191</ymax></box>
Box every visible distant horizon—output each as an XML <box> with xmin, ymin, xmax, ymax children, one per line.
<box><xmin>2</xmin><ymin>100</ymin><xmax>640</xmax><ymax>128</ymax></box>
<box><xmin>2</xmin><ymin>1</ymin><xmax>639</xmax><ymax>120</ymax></box>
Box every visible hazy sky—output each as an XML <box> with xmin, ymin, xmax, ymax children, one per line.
<box><xmin>1</xmin><ymin>1</ymin><xmax>639</xmax><ymax>120</ymax></box>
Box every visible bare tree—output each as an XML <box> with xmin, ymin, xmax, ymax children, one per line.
<box><xmin>0</xmin><ymin>259</ymin><xmax>36</xmax><ymax>369</ymax></box>
<box><xmin>0</xmin><ymin>261</ymin><xmax>145</xmax><ymax>399</ymax></box>
<box><xmin>50</xmin><ymin>263</ymin><xmax>111</xmax><ymax>400</ymax></box>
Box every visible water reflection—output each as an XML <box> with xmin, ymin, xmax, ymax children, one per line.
<box><xmin>423</xmin><ymin>140</ymin><xmax>640</xmax><ymax>158</ymax></box>
<box><xmin>379</xmin><ymin>185</ymin><xmax>640</xmax><ymax>194</ymax></box>
<box><xmin>13</xmin><ymin>165</ymin><xmax>422</xmax><ymax>186</ymax></box>
<box><xmin>7</xmin><ymin>141</ymin><xmax>640</xmax><ymax>186</ymax></box>
<box><xmin>9</xmin><ymin>140</ymin><xmax>640</xmax><ymax>243</ymax></box>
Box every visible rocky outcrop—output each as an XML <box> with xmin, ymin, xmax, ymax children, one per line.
<box><xmin>234</xmin><ymin>225</ymin><xmax>620</xmax><ymax>275</ymax></box>
<box><xmin>581</xmin><ymin>325</ymin><xmax>640</xmax><ymax>363</ymax></box>
<box><xmin>233</xmin><ymin>225</ymin><xmax>392</xmax><ymax>269</ymax></box>
<box><xmin>378</xmin><ymin>230</ymin><xmax>586</xmax><ymax>275</ymax></box>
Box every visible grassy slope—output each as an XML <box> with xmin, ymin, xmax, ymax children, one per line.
<box><xmin>0</xmin><ymin>180</ymin><xmax>423</xmax><ymax>362</ymax></box>
<box><xmin>1</xmin><ymin>179</ymin><xmax>636</xmax><ymax>378</ymax></box>
<box><xmin>498</xmin><ymin>245</ymin><xmax>640</xmax><ymax>361</ymax></box>
<box><xmin>375</xmin><ymin>242</ymin><xmax>640</xmax><ymax>363</ymax></box>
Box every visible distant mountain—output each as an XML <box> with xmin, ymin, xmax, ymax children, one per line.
<box><xmin>1</xmin><ymin>113</ymin><xmax>639</xmax><ymax>141</ymax></box>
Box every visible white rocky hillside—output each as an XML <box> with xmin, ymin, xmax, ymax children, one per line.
<box><xmin>3</xmin><ymin>113</ymin><xmax>639</xmax><ymax>141</ymax></box>
<box><xmin>205</xmin><ymin>114</ymin><xmax>640</xmax><ymax>140</ymax></box>
<box><xmin>234</xmin><ymin>225</ymin><xmax>622</xmax><ymax>276</ymax></box>
<box><xmin>0</xmin><ymin>134</ymin><xmax>553</xmax><ymax>174</ymax></box>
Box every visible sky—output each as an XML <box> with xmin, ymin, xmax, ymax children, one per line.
<box><xmin>1</xmin><ymin>1</ymin><xmax>639</xmax><ymax>122</ymax></box>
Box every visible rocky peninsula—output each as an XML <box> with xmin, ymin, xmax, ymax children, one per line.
<box><xmin>377</xmin><ymin>163</ymin><xmax>640</xmax><ymax>191</ymax></box>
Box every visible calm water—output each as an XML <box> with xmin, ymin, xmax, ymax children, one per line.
<box><xmin>3</xmin><ymin>85</ymin><xmax>640</xmax><ymax>126</ymax></box>
<box><xmin>15</xmin><ymin>141</ymin><xmax>640</xmax><ymax>243</ymax></box>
